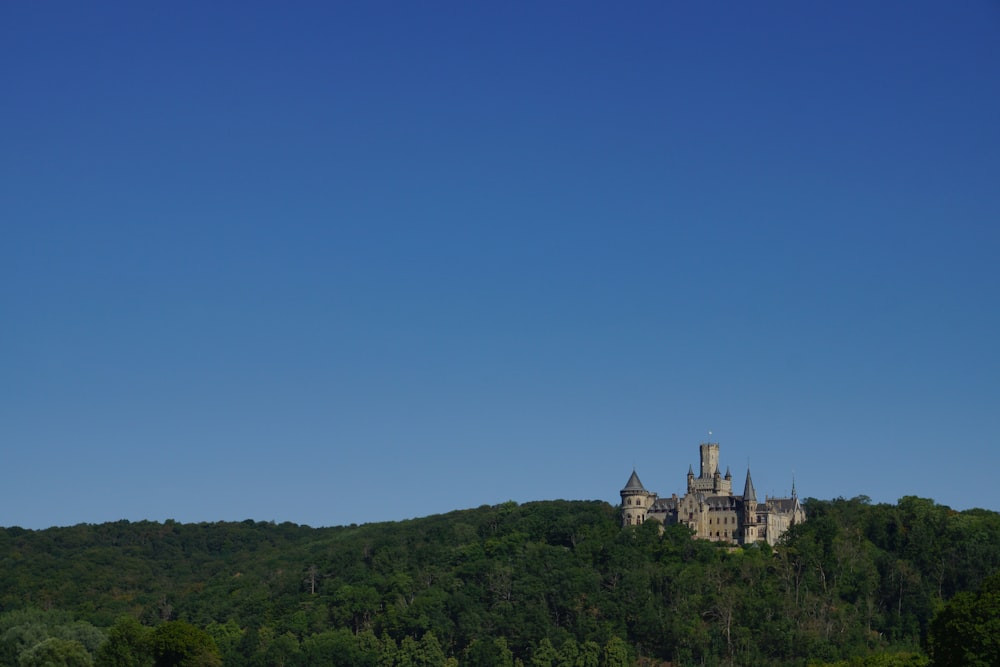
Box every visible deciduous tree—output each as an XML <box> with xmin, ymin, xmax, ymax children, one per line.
<box><xmin>149</xmin><ymin>621</ymin><xmax>220</xmax><ymax>667</ymax></box>
<box><xmin>927</xmin><ymin>572</ymin><xmax>1000</xmax><ymax>667</ymax></box>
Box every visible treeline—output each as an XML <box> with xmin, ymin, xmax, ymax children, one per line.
<box><xmin>0</xmin><ymin>496</ymin><xmax>998</xmax><ymax>666</ymax></box>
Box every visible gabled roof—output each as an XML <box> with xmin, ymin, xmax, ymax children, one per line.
<box><xmin>704</xmin><ymin>495</ymin><xmax>739</xmax><ymax>510</ymax></box>
<box><xmin>768</xmin><ymin>498</ymin><xmax>799</xmax><ymax>512</ymax></box>
<box><xmin>651</xmin><ymin>497</ymin><xmax>678</xmax><ymax>511</ymax></box>
<box><xmin>622</xmin><ymin>469</ymin><xmax>647</xmax><ymax>492</ymax></box>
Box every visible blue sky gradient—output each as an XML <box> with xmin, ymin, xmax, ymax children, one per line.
<box><xmin>3</xmin><ymin>2</ymin><xmax>999</xmax><ymax>528</ymax></box>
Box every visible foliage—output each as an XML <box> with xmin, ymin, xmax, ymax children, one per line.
<box><xmin>0</xmin><ymin>497</ymin><xmax>998</xmax><ymax>666</ymax></box>
<box><xmin>94</xmin><ymin>616</ymin><xmax>152</xmax><ymax>667</ymax></box>
<box><xmin>17</xmin><ymin>637</ymin><xmax>93</xmax><ymax>667</ymax></box>
<box><xmin>808</xmin><ymin>652</ymin><xmax>929</xmax><ymax>667</ymax></box>
<box><xmin>0</xmin><ymin>609</ymin><xmax>104</xmax><ymax>667</ymax></box>
<box><xmin>148</xmin><ymin>622</ymin><xmax>219</xmax><ymax>667</ymax></box>
<box><xmin>926</xmin><ymin>571</ymin><xmax>1000</xmax><ymax>667</ymax></box>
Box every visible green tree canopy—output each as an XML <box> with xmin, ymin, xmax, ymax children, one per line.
<box><xmin>149</xmin><ymin>622</ymin><xmax>220</xmax><ymax>667</ymax></box>
<box><xmin>95</xmin><ymin>616</ymin><xmax>152</xmax><ymax>667</ymax></box>
<box><xmin>927</xmin><ymin>571</ymin><xmax>1000</xmax><ymax>667</ymax></box>
<box><xmin>18</xmin><ymin>637</ymin><xmax>93</xmax><ymax>667</ymax></box>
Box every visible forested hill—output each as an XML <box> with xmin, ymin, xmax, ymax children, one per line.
<box><xmin>1</xmin><ymin>497</ymin><xmax>999</xmax><ymax>666</ymax></box>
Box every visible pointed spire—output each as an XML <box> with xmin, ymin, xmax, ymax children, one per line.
<box><xmin>687</xmin><ymin>464</ymin><xmax>694</xmax><ymax>476</ymax></box>
<box><xmin>743</xmin><ymin>468</ymin><xmax>757</xmax><ymax>502</ymax></box>
<box><xmin>622</xmin><ymin>469</ymin><xmax>646</xmax><ymax>492</ymax></box>
<box><xmin>791</xmin><ymin>475</ymin><xmax>797</xmax><ymax>498</ymax></box>
<box><xmin>725</xmin><ymin>466</ymin><xmax>732</xmax><ymax>480</ymax></box>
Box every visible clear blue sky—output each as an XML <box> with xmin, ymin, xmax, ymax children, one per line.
<box><xmin>2</xmin><ymin>2</ymin><xmax>998</xmax><ymax>529</ymax></box>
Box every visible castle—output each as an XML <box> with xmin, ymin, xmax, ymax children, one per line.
<box><xmin>620</xmin><ymin>441</ymin><xmax>804</xmax><ymax>546</ymax></box>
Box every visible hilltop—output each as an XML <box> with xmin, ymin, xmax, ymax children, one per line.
<box><xmin>1</xmin><ymin>496</ymin><xmax>999</xmax><ymax>666</ymax></box>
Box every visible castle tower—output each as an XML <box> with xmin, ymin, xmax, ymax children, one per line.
<box><xmin>742</xmin><ymin>468</ymin><xmax>758</xmax><ymax>543</ymax></box>
<box><xmin>620</xmin><ymin>470</ymin><xmax>653</xmax><ymax>527</ymax></box>
<box><xmin>699</xmin><ymin>443</ymin><xmax>720</xmax><ymax>479</ymax></box>
<box><xmin>688</xmin><ymin>443</ymin><xmax>733</xmax><ymax>496</ymax></box>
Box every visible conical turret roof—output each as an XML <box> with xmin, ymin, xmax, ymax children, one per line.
<box><xmin>622</xmin><ymin>470</ymin><xmax>646</xmax><ymax>492</ymax></box>
<box><xmin>743</xmin><ymin>468</ymin><xmax>757</xmax><ymax>502</ymax></box>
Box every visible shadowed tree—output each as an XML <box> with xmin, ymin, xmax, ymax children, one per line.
<box><xmin>94</xmin><ymin>616</ymin><xmax>152</xmax><ymax>667</ymax></box>
<box><xmin>927</xmin><ymin>572</ymin><xmax>1000</xmax><ymax>667</ymax></box>
<box><xmin>149</xmin><ymin>621</ymin><xmax>221</xmax><ymax>667</ymax></box>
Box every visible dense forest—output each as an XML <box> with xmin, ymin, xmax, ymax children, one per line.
<box><xmin>1</xmin><ymin>496</ymin><xmax>998</xmax><ymax>666</ymax></box>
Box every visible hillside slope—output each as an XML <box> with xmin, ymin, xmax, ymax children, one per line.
<box><xmin>1</xmin><ymin>497</ymin><xmax>999</xmax><ymax>666</ymax></box>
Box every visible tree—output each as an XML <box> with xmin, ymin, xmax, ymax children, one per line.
<box><xmin>149</xmin><ymin>622</ymin><xmax>221</xmax><ymax>667</ymax></box>
<box><xmin>332</xmin><ymin>584</ymin><xmax>381</xmax><ymax>634</ymax></box>
<box><xmin>202</xmin><ymin>621</ymin><xmax>241</xmax><ymax>667</ymax></box>
<box><xmin>298</xmin><ymin>628</ymin><xmax>374</xmax><ymax>667</ymax></box>
<box><xmin>577</xmin><ymin>641</ymin><xmax>600</xmax><ymax>667</ymax></box>
<box><xmin>375</xmin><ymin>633</ymin><xmax>398</xmax><ymax>667</ymax></box>
<box><xmin>413</xmin><ymin>631</ymin><xmax>447</xmax><ymax>666</ymax></box>
<box><xmin>262</xmin><ymin>633</ymin><xmax>299</xmax><ymax>667</ymax></box>
<box><xmin>927</xmin><ymin>572</ymin><xmax>1000</xmax><ymax>667</ymax></box>
<box><xmin>18</xmin><ymin>637</ymin><xmax>93</xmax><ymax>667</ymax></box>
<box><xmin>530</xmin><ymin>638</ymin><xmax>558</xmax><ymax>667</ymax></box>
<box><xmin>94</xmin><ymin>616</ymin><xmax>152</xmax><ymax>667</ymax></box>
<box><xmin>464</xmin><ymin>637</ymin><xmax>514</xmax><ymax>667</ymax></box>
<box><xmin>58</xmin><ymin>622</ymin><xmax>107</xmax><ymax>655</ymax></box>
<box><xmin>0</xmin><ymin>609</ymin><xmax>74</xmax><ymax>665</ymax></box>
<box><xmin>304</xmin><ymin>565</ymin><xmax>320</xmax><ymax>595</ymax></box>
<box><xmin>556</xmin><ymin>638</ymin><xmax>578</xmax><ymax>667</ymax></box>
<box><xmin>600</xmin><ymin>637</ymin><xmax>630</xmax><ymax>667</ymax></box>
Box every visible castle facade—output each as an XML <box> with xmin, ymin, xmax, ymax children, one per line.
<box><xmin>620</xmin><ymin>441</ymin><xmax>804</xmax><ymax>546</ymax></box>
